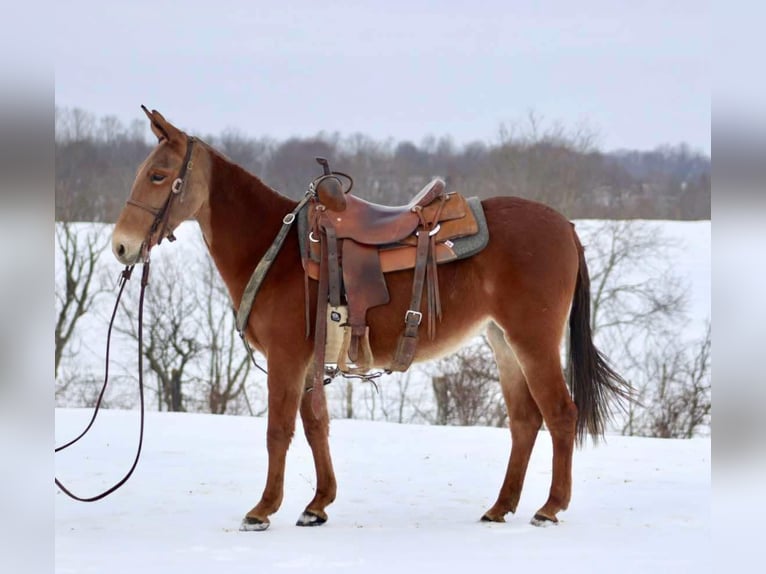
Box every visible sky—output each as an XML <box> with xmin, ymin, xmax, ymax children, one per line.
<box><xmin>54</xmin><ymin>0</ymin><xmax>709</xmax><ymax>153</ymax></box>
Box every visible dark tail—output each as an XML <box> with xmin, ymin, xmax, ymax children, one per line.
<box><xmin>568</xmin><ymin>234</ymin><xmax>632</xmax><ymax>446</ymax></box>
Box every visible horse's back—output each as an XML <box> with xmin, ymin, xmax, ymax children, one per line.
<box><xmin>364</xmin><ymin>195</ymin><xmax>580</xmax><ymax>365</ymax></box>
<box><xmin>475</xmin><ymin>194</ymin><xmax>579</xmax><ymax>282</ymax></box>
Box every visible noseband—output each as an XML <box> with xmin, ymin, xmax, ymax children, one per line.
<box><xmin>126</xmin><ymin>136</ymin><xmax>196</xmax><ymax>251</ymax></box>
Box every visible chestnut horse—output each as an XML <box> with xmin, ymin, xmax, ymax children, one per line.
<box><xmin>112</xmin><ymin>108</ymin><xmax>629</xmax><ymax>530</ymax></box>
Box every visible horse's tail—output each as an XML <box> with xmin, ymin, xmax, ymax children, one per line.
<box><xmin>568</xmin><ymin>233</ymin><xmax>632</xmax><ymax>446</ymax></box>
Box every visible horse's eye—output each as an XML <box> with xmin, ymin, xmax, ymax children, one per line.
<box><xmin>150</xmin><ymin>173</ymin><xmax>166</xmax><ymax>183</ymax></box>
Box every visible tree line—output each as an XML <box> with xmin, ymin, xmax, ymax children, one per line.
<box><xmin>55</xmin><ymin>107</ymin><xmax>710</xmax><ymax>223</ymax></box>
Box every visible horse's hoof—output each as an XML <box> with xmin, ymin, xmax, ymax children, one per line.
<box><xmin>296</xmin><ymin>510</ymin><xmax>327</xmax><ymax>527</ymax></box>
<box><xmin>480</xmin><ymin>513</ymin><xmax>505</xmax><ymax>523</ymax></box>
<box><xmin>240</xmin><ymin>516</ymin><xmax>270</xmax><ymax>531</ymax></box>
<box><xmin>530</xmin><ymin>513</ymin><xmax>558</xmax><ymax>527</ymax></box>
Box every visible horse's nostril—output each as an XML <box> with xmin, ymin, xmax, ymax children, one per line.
<box><xmin>117</xmin><ymin>243</ymin><xmax>126</xmax><ymax>257</ymax></box>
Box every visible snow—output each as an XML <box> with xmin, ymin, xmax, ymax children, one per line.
<box><xmin>55</xmin><ymin>217</ymin><xmax>711</xmax><ymax>570</ymax></box>
<box><xmin>55</xmin><ymin>408</ymin><xmax>710</xmax><ymax>573</ymax></box>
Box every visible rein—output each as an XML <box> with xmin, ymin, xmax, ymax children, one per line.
<box><xmin>55</xmin><ymin>262</ymin><xmax>150</xmax><ymax>501</ymax></box>
<box><xmin>55</xmin><ymin>136</ymin><xmax>196</xmax><ymax>502</ymax></box>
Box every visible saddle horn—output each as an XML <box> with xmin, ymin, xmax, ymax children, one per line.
<box><xmin>311</xmin><ymin>157</ymin><xmax>354</xmax><ymax>212</ymax></box>
<box><xmin>316</xmin><ymin>157</ymin><xmax>332</xmax><ymax>176</ymax></box>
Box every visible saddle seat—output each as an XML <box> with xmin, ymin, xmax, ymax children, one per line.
<box><xmin>328</xmin><ymin>178</ymin><xmax>446</xmax><ymax>245</ymax></box>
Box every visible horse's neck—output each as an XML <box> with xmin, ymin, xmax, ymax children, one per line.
<box><xmin>196</xmin><ymin>148</ymin><xmax>297</xmax><ymax>300</ymax></box>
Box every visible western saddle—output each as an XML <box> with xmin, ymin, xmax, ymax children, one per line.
<box><xmin>302</xmin><ymin>159</ymin><xmax>485</xmax><ymax>396</ymax></box>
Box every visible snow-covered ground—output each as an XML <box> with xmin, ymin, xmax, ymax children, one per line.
<box><xmin>55</xmin><ymin>218</ymin><xmax>711</xmax><ymax>571</ymax></box>
<box><xmin>55</xmin><ymin>408</ymin><xmax>710</xmax><ymax>573</ymax></box>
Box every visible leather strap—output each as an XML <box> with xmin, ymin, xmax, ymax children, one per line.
<box><xmin>123</xmin><ymin>136</ymin><xmax>196</xmax><ymax>246</ymax></box>
<box><xmin>426</xmin><ymin>196</ymin><xmax>447</xmax><ymax>338</ymax></box>
<box><xmin>236</xmin><ymin>195</ymin><xmax>311</xmax><ymax>334</ymax></box>
<box><xmin>323</xmin><ymin>219</ymin><xmax>342</xmax><ymax>308</ymax></box>
<box><xmin>154</xmin><ymin>137</ymin><xmax>196</xmax><ymax>244</ymax></box>
<box><xmin>55</xmin><ymin>264</ymin><xmax>148</xmax><ymax>501</ymax></box>
<box><xmin>390</xmin><ymin>224</ymin><xmax>431</xmax><ymax>371</ymax></box>
<box><xmin>310</xmin><ymin>232</ymin><xmax>330</xmax><ymax>417</ymax></box>
<box><xmin>390</xmin><ymin>197</ymin><xmax>446</xmax><ymax>370</ymax></box>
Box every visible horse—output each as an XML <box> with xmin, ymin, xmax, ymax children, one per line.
<box><xmin>111</xmin><ymin>107</ymin><xmax>630</xmax><ymax>531</ymax></box>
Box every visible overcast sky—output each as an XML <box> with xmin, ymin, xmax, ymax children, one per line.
<box><xmin>54</xmin><ymin>0</ymin><xmax>709</xmax><ymax>153</ymax></box>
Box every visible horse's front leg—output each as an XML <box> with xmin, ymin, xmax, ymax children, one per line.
<box><xmin>296</xmin><ymin>371</ymin><xmax>337</xmax><ymax>526</ymax></box>
<box><xmin>240</xmin><ymin>356</ymin><xmax>307</xmax><ymax>531</ymax></box>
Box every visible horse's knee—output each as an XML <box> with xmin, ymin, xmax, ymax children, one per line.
<box><xmin>266</xmin><ymin>424</ymin><xmax>295</xmax><ymax>449</ymax></box>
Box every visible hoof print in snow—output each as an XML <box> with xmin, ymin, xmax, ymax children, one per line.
<box><xmin>296</xmin><ymin>510</ymin><xmax>327</xmax><ymax>527</ymax></box>
<box><xmin>530</xmin><ymin>513</ymin><xmax>558</xmax><ymax>527</ymax></box>
<box><xmin>240</xmin><ymin>517</ymin><xmax>270</xmax><ymax>531</ymax></box>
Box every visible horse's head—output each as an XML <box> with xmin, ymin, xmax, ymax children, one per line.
<box><xmin>112</xmin><ymin>107</ymin><xmax>208</xmax><ymax>264</ymax></box>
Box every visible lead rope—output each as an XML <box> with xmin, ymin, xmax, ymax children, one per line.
<box><xmin>55</xmin><ymin>261</ymin><xmax>150</xmax><ymax>502</ymax></box>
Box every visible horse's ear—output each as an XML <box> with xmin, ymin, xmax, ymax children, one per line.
<box><xmin>140</xmin><ymin>105</ymin><xmax>182</xmax><ymax>143</ymax></box>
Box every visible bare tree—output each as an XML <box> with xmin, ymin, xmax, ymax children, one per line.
<box><xmin>193</xmin><ymin>258</ymin><xmax>264</xmax><ymax>415</ymax></box>
<box><xmin>118</xmin><ymin>260</ymin><xmax>201</xmax><ymax>412</ymax></box>
<box><xmin>493</xmin><ymin>111</ymin><xmax>601</xmax><ymax>214</ymax></box>
<box><xmin>622</xmin><ymin>323</ymin><xmax>711</xmax><ymax>438</ymax></box>
<box><xmin>430</xmin><ymin>337</ymin><xmax>506</xmax><ymax>427</ymax></box>
<box><xmin>327</xmin><ymin>369</ymin><xmax>433</xmax><ymax>425</ymax></box>
<box><xmin>344</xmin><ymin>380</ymin><xmax>354</xmax><ymax>419</ymax></box>
<box><xmin>54</xmin><ymin>222</ymin><xmax>110</xmax><ymax>378</ymax></box>
<box><xmin>115</xmin><ymin>253</ymin><xmax>267</xmax><ymax>416</ymax></box>
<box><xmin>583</xmin><ymin>220</ymin><xmax>686</xmax><ymax>340</ymax></box>
<box><xmin>215</xmin><ymin>128</ymin><xmax>272</xmax><ymax>178</ymax></box>
<box><xmin>97</xmin><ymin>115</ymin><xmax>125</xmax><ymax>143</ymax></box>
<box><xmin>366</xmin><ymin>371</ymin><xmax>428</xmax><ymax>424</ymax></box>
<box><xmin>378</xmin><ymin>371</ymin><xmax>420</xmax><ymax>424</ymax></box>
<box><xmin>55</xmin><ymin>107</ymin><xmax>96</xmax><ymax>143</ymax></box>
<box><xmin>577</xmin><ymin>220</ymin><xmax>712</xmax><ymax>437</ymax></box>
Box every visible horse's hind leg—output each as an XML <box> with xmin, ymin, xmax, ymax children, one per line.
<box><xmin>481</xmin><ymin>322</ymin><xmax>543</xmax><ymax>522</ymax></box>
<box><xmin>296</xmin><ymin>372</ymin><xmax>337</xmax><ymax>526</ymax></box>
<box><xmin>241</xmin><ymin>358</ymin><xmax>306</xmax><ymax>531</ymax></box>
<box><xmin>510</xmin><ymin>336</ymin><xmax>577</xmax><ymax>525</ymax></box>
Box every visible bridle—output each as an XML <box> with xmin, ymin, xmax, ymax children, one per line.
<box><xmin>54</xmin><ymin>137</ymin><xmax>196</xmax><ymax>502</ymax></box>
<box><xmin>126</xmin><ymin>135</ymin><xmax>197</xmax><ymax>252</ymax></box>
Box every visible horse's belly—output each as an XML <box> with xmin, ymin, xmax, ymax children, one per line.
<box><xmin>370</xmin><ymin>316</ymin><xmax>492</xmax><ymax>368</ymax></box>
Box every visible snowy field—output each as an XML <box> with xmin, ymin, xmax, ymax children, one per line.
<box><xmin>55</xmin><ymin>218</ymin><xmax>711</xmax><ymax>571</ymax></box>
<box><xmin>55</xmin><ymin>408</ymin><xmax>710</xmax><ymax>573</ymax></box>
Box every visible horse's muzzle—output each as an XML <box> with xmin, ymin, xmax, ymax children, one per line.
<box><xmin>112</xmin><ymin>233</ymin><xmax>146</xmax><ymax>265</ymax></box>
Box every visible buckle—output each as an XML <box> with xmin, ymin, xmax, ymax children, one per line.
<box><xmin>404</xmin><ymin>310</ymin><xmax>423</xmax><ymax>326</ymax></box>
<box><xmin>416</xmin><ymin>223</ymin><xmax>441</xmax><ymax>237</ymax></box>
